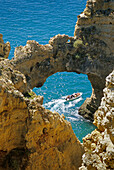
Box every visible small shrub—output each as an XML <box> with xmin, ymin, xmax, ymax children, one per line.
<box><xmin>73</xmin><ymin>39</ymin><xmax>83</xmax><ymax>48</ymax></box>
<box><xmin>24</xmin><ymin>90</ymin><xmax>36</xmax><ymax>99</ymax></box>
<box><xmin>85</xmin><ymin>42</ymin><xmax>88</xmax><ymax>46</ymax></box>
<box><xmin>75</xmin><ymin>54</ymin><xmax>80</xmax><ymax>59</ymax></box>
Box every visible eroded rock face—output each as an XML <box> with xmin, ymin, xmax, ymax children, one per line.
<box><xmin>94</xmin><ymin>71</ymin><xmax>114</xmax><ymax>143</ymax></box>
<box><xmin>0</xmin><ymin>34</ymin><xmax>11</xmax><ymax>59</ymax></box>
<box><xmin>0</xmin><ymin>58</ymin><xmax>84</xmax><ymax>169</ymax></box>
<box><xmin>74</xmin><ymin>0</ymin><xmax>114</xmax><ymax>120</ymax></box>
<box><xmin>0</xmin><ymin>0</ymin><xmax>113</xmax><ymax>169</ymax></box>
<box><xmin>25</xmin><ymin>104</ymin><xmax>84</xmax><ymax>170</ymax></box>
<box><xmin>79</xmin><ymin>71</ymin><xmax>114</xmax><ymax>170</ymax></box>
<box><xmin>11</xmin><ymin>0</ymin><xmax>114</xmax><ymax>120</ymax></box>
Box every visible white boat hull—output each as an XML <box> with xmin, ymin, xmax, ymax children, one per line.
<box><xmin>65</xmin><ymin>92</ymin><xmax>82</xmax><ymax>102</ymax></box>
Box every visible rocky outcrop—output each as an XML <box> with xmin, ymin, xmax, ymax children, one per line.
<box><xmin>0</xmin><ymin>58</ymin><xmax>84</xmax><ymax>169</ymax></box>
<box><xmin>0</xmin><ymin>0</ymin><xmax>113</xmax><ymax>169</ymax></box>
<box><xmin>79</xmin><ymin>71</ymin><xmax>114</xmax><ymax>170</ymax></box>
<box><xmin>74</xmin><ymin>0</ymin><xmax>114</xmax><ymax>120</ymax></box>
<box><xmin>10</xmin><ymin>0</ymin><xmax>114</xmax><ymax>121</ymax></box>
<box><xmin>0</xmin><ymin>34</ymin><xmax>10</xmax><ymax>59</ymax></box>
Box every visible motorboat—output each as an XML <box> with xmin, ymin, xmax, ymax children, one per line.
<box><xmin>65</xmin><ymin>92</ymin><xmax>82</xmax><ymax>101</ymax></box>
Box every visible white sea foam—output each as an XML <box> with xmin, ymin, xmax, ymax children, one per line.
<box><xmin>43</xmin><ymin>95</ymin><xmax>83</xmax><ymax>114</ymax></box>
<box><xmin>67</xmin><ymin>117</ymin><xmax>79</xmax><ymax>121</ymax></box>
<box><xmin>43</xmin><ymin>94</ymin><xmax>88</xmax><ymax>124</ymax></box>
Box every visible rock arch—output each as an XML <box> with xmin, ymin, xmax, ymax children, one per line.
<box><xmin>0</xmin><ymin>0</ymin><xmax>113</xmax><ymax>169</ymax></box>
<box><xmin>10</xmin><ymin>0</ymin><xmax>114</xmax><ymax>120</ymax></box>
<box><xmin>10</xmin><ymin>34</ymin><xmax>111</xmax><ymax>121</ymax></box>
<box><xmin>0</xmin><ymin>0</ymin><xmax>111</xmax><ymax>121</ymax></box>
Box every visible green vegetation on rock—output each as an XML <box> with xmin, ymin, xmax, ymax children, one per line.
<box><xmin>73</xmin><ymin>39</ymin><xmax>83</xmax><ymax>48</ymax></box>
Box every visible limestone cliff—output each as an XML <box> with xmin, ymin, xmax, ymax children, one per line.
<box><xmin>74</xmin><ymin>0</ymin><xmax>114</xmax><ymax>120</ymax></box>
<box><xmin>0</xmin><ymin>34</ymin><xmax>10</xmax><ymax>59</ymax></box>
<box><xmin>0</xmin><ymin>58</ymin><xmax>84</xmax><ymax>169</ymax></box>
<box><xmin>79</xmin><ymin>71</ymin><xmax>114</xmax><ymax>170</ymax></box>
<box><xmin>0</xmin><ymin>0</ymin><xmax>114</xmax><ymax>169</ymax></box>
<box><xmin>11</xmin><ymin>0</ymin><xmax>114</xmax><ymax>121</ymax></box>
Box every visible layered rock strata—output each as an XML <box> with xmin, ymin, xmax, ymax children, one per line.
<box><xmin>11</xmin><ymin>0</ymin><xmax>114</xmax><ymax>120</ymax></box>
<box><xmin>79</xmin><ymin>71</ymin><xmax>114</xmax><ymax>170</ymax></box>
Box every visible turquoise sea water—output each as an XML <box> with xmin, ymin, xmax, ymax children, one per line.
<box><xmin>0</xmin><ymin>0</ymin><xmax>96</xmax><ymax>142</ymax></box>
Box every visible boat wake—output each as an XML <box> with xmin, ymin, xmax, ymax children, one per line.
<box><xmin>43</xmin><ymin>94</ymin><xmax>84</xmax><ymax>121</ymax></box>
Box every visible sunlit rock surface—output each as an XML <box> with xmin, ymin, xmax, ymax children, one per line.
<box><xmin>11</xmin><ymin>0</ymin><xmax>114</xmax><ymax>121</ymax></box>
<box><xmin>0</xmin><ymin>34</ymin><xmax>10</xmax><ymax>59</ymax></box>
<box><xmin>74</xmin><ymin>0</ymin><xmax>114</xmax><ymax>120</ymax></box>
<box><xmin>0</xmin><ymin>50</ymin><xmax>84</xmax><ymax>169</ymax></box>
<box><xmin>0</xmin><ymin>0</ymin><xmax>114</xmax><ymax>169</ymax></box>
<box><xmin>79</xmin><ymin>71</ymin><xmax>114</xmax><ymax>170</ymax></box>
